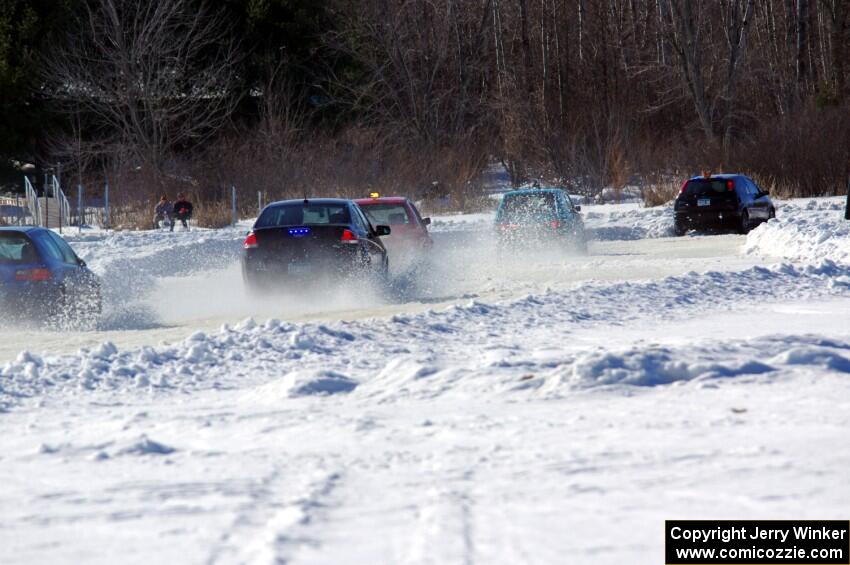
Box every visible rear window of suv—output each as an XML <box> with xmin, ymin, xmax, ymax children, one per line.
<box><xmin>683</xmin><ymin>179</ymin><xmax>734</xmax><ymax>196</ymax></box>
<box><xmin>498</xmin><ymin>192</ymin><xmax>558</xmax><ymax>223</ymax></box>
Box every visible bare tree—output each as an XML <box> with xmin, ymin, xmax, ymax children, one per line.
<box><xmin>666</xmin><ymin>0</ymin><xmax>715</xmax><ymax>141</ymax></box>
<box><xmin>797</xmin><ymin>0</ymin><xmax>810</xmax><ymax>90</ymax></box>
<box><xmin>720</xmin><ymin>0</ymin><xmax>755</xmax><ymax>153</ymax></box>
<box><xmin>42</xmin><ymin>0</ymin><xmax>241</xmax><ymax>185</ymax></box>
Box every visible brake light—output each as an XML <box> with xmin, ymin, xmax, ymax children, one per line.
<box><xmin>679</xmin><ymin>180</ymin><xmax>688</xmax><ymax>193</ymax></box>
<box><xmin>550</xmin><ymin>220</ymin><xmax>560</xmax><ymax>229</ymax></box>
<box><xmin>243</xmin><ymin>232</ymin><xmax>258</xmax><ymax>249</ymax></box>
<box><xmin>15</xmin><ymin>268</ymin><xmax>51</xmax><ymax>281</ymax></box>
<box><xmin>340</xmin><ymin>229</ymin><xmax>358</xmax><ymax>243</ymax></box>
<box><xmin>726</xmin><ymin>180</ymin><xmax>734</xmax><ymax>191</ymax></box>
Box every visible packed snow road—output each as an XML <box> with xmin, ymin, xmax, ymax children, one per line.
<box><xmin>0</xmin><ymin>229</ymin><xmax>754</xmax><ymax>364</ymax></box>
<box><xmin>1</xmin><ymin>198</ymin><xmax>849</xmax><ymax>564</ymax></box>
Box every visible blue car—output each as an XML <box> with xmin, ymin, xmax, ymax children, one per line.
<box><xmin>495</xmin><ymin>188</ymin><xmax>587</xmax><ymax>253</ymax></box>
<box><xmin>0</xmin><ymin>227</ymin><xmax>101</xmax><ymax>323</ymax></box>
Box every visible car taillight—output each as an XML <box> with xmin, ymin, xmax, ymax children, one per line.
<box><xmin>243</xmin><ymin>232</ymin><xmax>258</xmax><ymax>249</ymax></box>
<box><xmin>726</xmin><ymin>180</ymin><xmax>734</xmax><ymax>191</ymax></box>
<box><xmin>549</xmin><ymin>220</ymin><xmax>560</xmax><ymax>229</ymax></box>
<box><xmin>340</xmin><ymin>229</ymin><xmax>358</xmax><ymax>243</ymax></box>
<box><xmin>15</xmin><ymin>268</ymin><xmax>51</xmax><ymax>281</ymax></box>
<box><xmin>679</xmin><ymin>180</ymin><xmax>688</xmax><ymax>193</ymax></box>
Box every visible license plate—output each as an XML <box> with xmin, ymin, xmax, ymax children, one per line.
<box><xmin>288</xmin><ymin>262</ymin><xmax>312</xmax><ymax>275</ymax></box>
<box><xmin>697</xmin><ymin>198</ymin><xmax>711</xmax><ymax>207</ymax></box>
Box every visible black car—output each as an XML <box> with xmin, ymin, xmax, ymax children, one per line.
<box><xmin>242</xmin><ymin>198</ymin><xmax>391</xmax><ymax>291</ymax></box>
<box><xmin>674</xmin><ymin>174</ymin><xmax>775</xmax><ymax>235</ymax></box>
<box><xmin>0</xmin><ymin>227</ymin><xmax>101</xmax><ymax>323</ymax></box>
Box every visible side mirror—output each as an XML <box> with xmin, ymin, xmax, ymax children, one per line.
<box><xmin>375</xmin><ymin>225</ymin><xmax>391</xmax><ymax>236</ymax></box>
<box><xmin>574</xmin><ymin>205</ymin><xmax>582</xmax><ymax>212</ymax></box>
<box><xmin>77</xmin><ymin>258</ymin><xmax>87</xmax><ymax>268</ymax></box>
<box><xmin>423</xmin><ymin>217</ymin><xmax>431</xmax><ymax>226</ymax></box>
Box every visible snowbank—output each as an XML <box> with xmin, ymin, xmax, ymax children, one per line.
<box><xmin>554</xmin><ymin>334</ymin><xmax>850</xmax><ymax>390</ymax></box>
<box><xmin>745</xmin><ymin>198</ymin><xmax>849</xmax><ymax>264</ymax></box>
<box><xmin>3</xmin><ymin>259</ymin><xmax>849</xmax><ymax>411</ymax></box>
<box><xmin>582</xmin><ymin>202</ymin><xmax>674</xmax><ymax>240</ymax></box>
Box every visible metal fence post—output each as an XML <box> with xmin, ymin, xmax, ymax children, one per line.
<box><xmin>257</xmin><ymin>190</ymin><xmax>262</xmax><ymax>214</ymax></box>
<box><xmin>231</xmin><ymin>185</ymin><xmax>237</xmax><ymax>225</ymax></box>
<box><xmin>55</xmin><ymin>176</ymin><xmax>62</xmax><ymax>234</ymax></box>
<box><xmin>845</xmin><ymin>175</ymin><xmax>850</xmax><ymax>221</ymax></box>
<box><xmin>78</xmin><ymin>184</ymin><xmax>83</xmax><ymax>233</ymax></box>
<box><xmin>104</xmin><ymin>182</ymin><xmax>110</xmax><ymax>229</ymax></box>
<box><xmin>44</xmin><ymin>171</ymin><xmax>49</xmax><ymax>229</ymax></box>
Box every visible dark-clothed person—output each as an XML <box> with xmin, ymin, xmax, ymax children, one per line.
<box><xmin>172</xmin><ymin>193</ymin><xmax>193</xmax><ymax>231</ymax></box>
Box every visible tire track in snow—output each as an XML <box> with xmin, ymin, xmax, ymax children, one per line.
<box><xmin>208</xmin><ymin>463</ymin><xmax>342</xmax><ymax>565</ymax></box>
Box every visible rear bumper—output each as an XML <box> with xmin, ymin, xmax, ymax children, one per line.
<box><xmin>0</xmin><ymin>281</ymin><xmax>63</xmax><ymax>318</ymax></box>
<box><xmin>241</xmin><ymin>249</ymin><xmax>366</xmax><ymax>290</ymax></box>
<box><xmin>497</xmin><ymin>228</ymin><xmax>584</xmax><ymax>248</ymax></box>
<box><xmin>674</xmin><ymin>210</ymin><xmax>740</xmax><ymax>228</ymax></box>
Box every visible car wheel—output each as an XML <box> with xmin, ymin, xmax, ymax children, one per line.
<box><xmin>768</xmin><ymin>208</ymin><xmax>776</xmax><ymax>220</ymax></box>
<box><xmin>45</xmin><ymin>284</ymin><xmax>73</xmax><ymax>328</ymax></box>
<box><xmin>91</xmin><ymin>286</ymin><xmax>103</xmax><ymax>318</ymax></box>
<box><xmin>738</xmin><ymin>211</ymin><xmax>751</xmax><ymax>235</ymax></box>
<box><xmin>673</xmin><ymin>222</ymin><xmax>687</xmax><ymax>236</ymax></box>
<box><xmin>64</xmin><ymin>282</ymin><xmax>101</xmax><ymax>329</ymax></box>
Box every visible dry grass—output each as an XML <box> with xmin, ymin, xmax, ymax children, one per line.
<box><xmin>642</xmin><ymin>180</ymin><xmax>680</xmax><ymax>207</ymax></box>
<box><xmin>194</xmin><ymin>200</ymin><xmax>234</xmax><ymax>228</ymax></box>
<box><xmin>109</xmin><ymin>203</ymin><xmax>154</xmax><ymax>231</ymax></box>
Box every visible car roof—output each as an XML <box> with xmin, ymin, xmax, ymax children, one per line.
<box><xmin>0</xmin><ymin>226</ymin><xmax>41</xmax><ymax>233</ymax></box>
<box><xmin>687</xmin><ymin>173</ymin><xmax>744</xmax><ymax>181</ymax></box>
<box><xmin>502</xmin><ymin>188</ymin><xmax>565</xmax><ymax>197</ymax></box>
<box><xmin>266</xmin><ymin>198</ymin><xmax>354</xmax><ymax>207</ymax></box>
<box><xmin>354</xmin><ymin>197</ymin><xmax>409</xmax><ymax>205</ymax></box>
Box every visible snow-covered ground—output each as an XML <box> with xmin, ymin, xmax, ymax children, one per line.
<box><xmin>1</xmin><ymin>197</ymin><xmax>849</xmax><ymax>564</ymax></box>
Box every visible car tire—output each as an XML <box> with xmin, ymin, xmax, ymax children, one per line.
<box><xmin>738</xmin><ymin>211</ymin><xmax>751</xmax><ymax>235</ymax></box>
<box><xmin>673</xmin><ymin>222</ymin><xmax>687</xmax><ymax>236</ymax></box>
<box><xmin>46</xmin><ymin>284</ymin><xmax>74</xmax><ymax>328</ymax></box>
<box><xmin>768</xmin><ymin>208</ymin><xmax>776</xmax><ymax>220</ymax></box>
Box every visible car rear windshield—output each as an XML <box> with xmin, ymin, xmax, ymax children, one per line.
<box><xmin>360</xmin><ymin>204</ymin><xmax>410</xmax><ymax>226</ymax></box>
<box><xmin>497</xmin><ymin>192</ymin><xmax>558</xmax><ymax>223</ymax></box>
<box><xmin>683</xmin><ymin>179</ymin><xmax>734</xmax><ymax>196</ymax></box>
<box><xmin>0</xmin><ymin>233</ymin><xmax>34</xmax><ymax>264</ymax></box>
<box><xmin>256</xmin><ymin>203</ymin><xmax>351</xmax><ymax>227</ymax></box>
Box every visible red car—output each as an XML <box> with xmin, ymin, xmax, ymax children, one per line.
<box><xmin>354</xmin><ymin>195</ymin><xmax>433</xmax><ymax>251</ymax></box>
